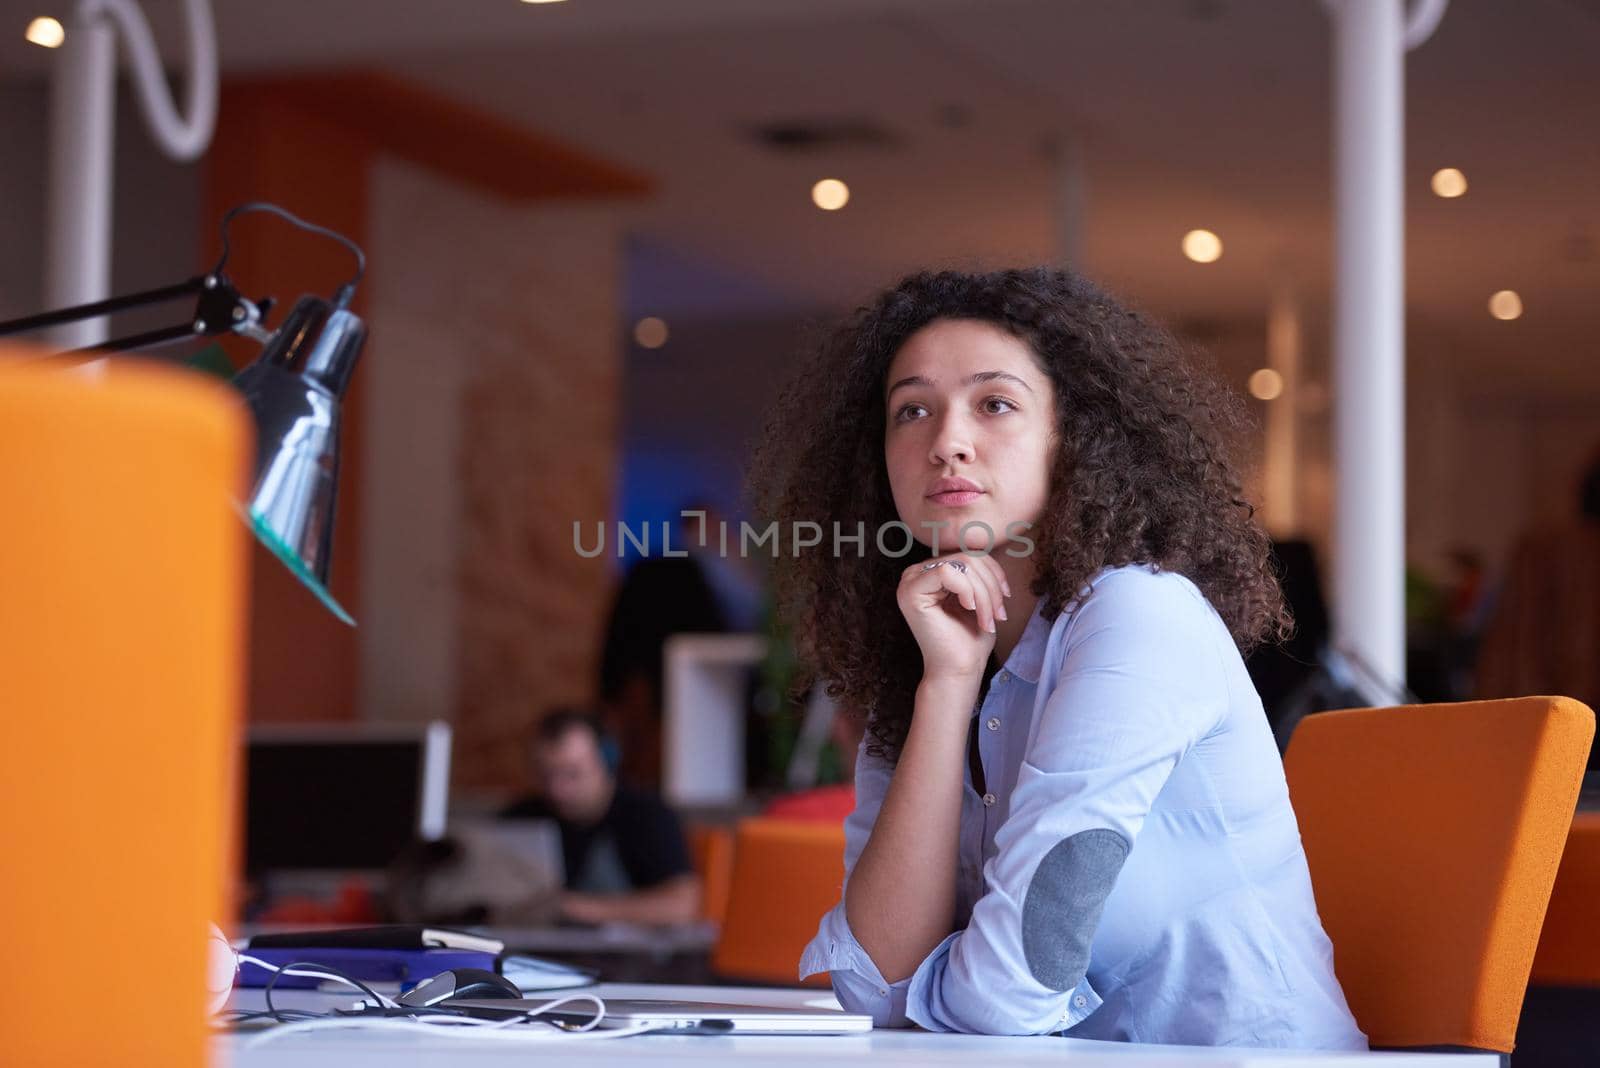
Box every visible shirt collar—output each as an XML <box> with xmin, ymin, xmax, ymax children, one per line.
<box><xmin>999</xmin><ymin>595</ymin><xmax>1051</xmax><ymax>685</ymax></box>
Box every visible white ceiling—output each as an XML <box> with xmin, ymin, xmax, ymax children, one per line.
<box><xmin>3</xmin><ymin>0</ymin><xmax>1598</xmax><ymax>390</ymax></box>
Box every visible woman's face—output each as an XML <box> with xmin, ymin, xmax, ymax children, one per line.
<box><xmin>883</xmin><ymin>318</ymin><xmax>1057</xmax><ymax>554</ymax></box>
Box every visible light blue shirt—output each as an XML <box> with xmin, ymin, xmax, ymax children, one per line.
<box><xmin>800</xmin><ymin>564</ymin><xmax>1367</xmax><ymax>1048</ymax></box>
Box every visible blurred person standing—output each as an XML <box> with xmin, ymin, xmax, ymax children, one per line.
<box><xmin>596</xmin><ymin>510</ymin><xmax>723</xmax><ymax>786</ymax></box>
<box><xmin>1477</xmin><ymin>447</ymin><xmax>1600</xmax><ymax>765</ymax></box>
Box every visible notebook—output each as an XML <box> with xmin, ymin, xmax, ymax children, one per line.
<box><xmin>238</xmin><ymin>946</ymin><xmax>593</xmax><ymax>992</ymax></box>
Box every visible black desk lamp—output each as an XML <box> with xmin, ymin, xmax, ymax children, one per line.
<box><xmin>0</xmin><ymin>202</ymin><xmax>365</xmax><ymax>625</ymax></box>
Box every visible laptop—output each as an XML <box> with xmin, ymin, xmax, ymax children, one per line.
<box><xmin>447</xmin><ymin>997</ymin><xmax>874</xmax><ymax>1035</ymax></box>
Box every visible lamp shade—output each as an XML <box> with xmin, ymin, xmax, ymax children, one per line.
<box><xmin>231</xmin><ymin>294</ymin><xmax>364</xmax><ymax>625</ymax></box>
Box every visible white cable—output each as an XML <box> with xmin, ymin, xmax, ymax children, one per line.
<box><xmin>479</xmin><ymin>994</ymin><xmax>606</xmax><ymax>1031</ymax></box>
<box><xmin>1321</xmin><ymin>0</ymin><xmax>1449</xmax><ymax>52</ymax></box>
<box><xmin>80</xmin><ymin>0</ymin><xmax>217</xmax><ymax>161</ymax></box>
<box><xmin>1403</xmin><ymin>0</ymin><xmax>1449</xmax><ymax>50</ymax></box>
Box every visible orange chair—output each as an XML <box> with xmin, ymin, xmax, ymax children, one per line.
<box><xmin>0</xmin><ymin>352</ymin><xmax>251</xmax><ymax>1067</ymax></box>
<box><xmin>711</xmin><ymin>818</ymin><xmax>846</xmax><ymax>986</ymax></box>
<box><xmin>1284</xmin><ymin>696</ymin><xmax>1594</xmax><ymax>1054</ymax></box>
<box><xmin>1531</xmin><ymin>810</ymin><xmax>1600</xmax><ymax>986</ymax></box>
<box><xmin>687</xmin><ymin>822</ymin><xmax>735</xmax><ymax>925</ymax></box>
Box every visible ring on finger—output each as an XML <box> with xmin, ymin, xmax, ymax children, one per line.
<box><xmin>920</xmin><ymin>561</ymin><xmax>944</xmax><ymax>572</ymax></box>
<box><xmin>947</xmin><ymin>560</ymin><xmax>968</xmax><ymax>574</ymax></box>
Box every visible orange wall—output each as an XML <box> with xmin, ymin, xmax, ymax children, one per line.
<box><xmin>202</xmin><ymin>73</ymin><xmax>649</xmax><ymax>724</ymax></box>
<box><xmin>203</xmin><ymin>85</ymin><xmax>370</xmax><ymax>722</ymax></box>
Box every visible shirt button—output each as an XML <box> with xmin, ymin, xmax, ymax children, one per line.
<box><xmin>878</xmin><ymin>988</ymin><xmax>888</xmax><ymax>997</ymax></box>
<box><xmin>982</xmin><ymin>793</ymin><xmax>996</xmax><ymax>807</ymax></box>
<box><xmin>995</xmin><ymin>670</ymin><xmax>1008</xmax><ymax>684</ymax></box>
<box><xmin>1074</xmin><ymin>994</ymin><xmax>1088</xmax><ymax>1008</ymax></box>
<box><xmin>986</xmin><ymin>717</ymin><xmax>1000</xmax><ymax>731</ymax></box>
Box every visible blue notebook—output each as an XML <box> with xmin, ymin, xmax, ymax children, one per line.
<box><xmin>238</xmin><ymin>947</ymin><xmax>497</xmax><ymax>989</ymax></box>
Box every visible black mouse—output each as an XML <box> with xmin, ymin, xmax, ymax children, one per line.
<box><xmin>397</xmin><ymin>967</ymin><xmax>522</xmax><ymax>1007</ymax></box>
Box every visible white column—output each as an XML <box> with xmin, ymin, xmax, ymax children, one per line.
<box><xmin>40</xmin><ymin>0</ymin><xmax>217</xmax><ymax>351</ymax></box>
<box><xmin>44</xmin><ymin>11</ymin><xmax>116</xmax><ymax>350</ymax></box>
<box><xmin>1263</xmin><ymin>285</ymin><xmax>1302</xmax><ymax>536</ymax></box>
<box><xmin>1327</xmin><ymin>0</ymin><xmax>1407</xmax><ymax>687</ymax></box>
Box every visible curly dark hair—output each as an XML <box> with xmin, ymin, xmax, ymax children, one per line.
<box><xmin>746</xmin><ymin>267</ymin><xmax>1289</xmax><ymax>763</ymax></box>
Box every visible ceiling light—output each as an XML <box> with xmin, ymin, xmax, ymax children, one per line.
<box><xmin>633</xmin><ymin>317</ymin><xmax>669</xmax><ymax>349</ymax></box>
<box><xmin>1182</xmin><ymin>229</ymin><xmax>1222</xmax><ymax>264</ymax></box>
<box><xmin>1430</xmin><ymin>168</ymin><xmax>1468</xmax><ymax>198</ymax></box>
<box><xmin>1248</xmin><ymin>368</ymin><xmax>1284</xmax><ymax>401</ymax></box>
<box><xmin>25</xmin><ymin>16</ymin><xmax>64</xmax><ymax>48</ymax></box>
<box><xmin>1488</xmin><ymin>290</ymin><xmax>1522</xmax><ymax>321</ymax></box>
<box><xmin>811</xmin><ymin>179</ymin><xmax>850</xmax><ymax>212</ymax></box>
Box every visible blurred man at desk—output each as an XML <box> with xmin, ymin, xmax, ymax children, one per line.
<box><xmin>501</xmin><ymin>708</ymin><xmax>700</xmax><ymax>925</ymax></box>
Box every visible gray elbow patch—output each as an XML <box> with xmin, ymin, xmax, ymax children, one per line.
<box><xmin>1022</xmin><ymin>829</ymin><xmax>1130</xmax><ymax>991</ymax></box>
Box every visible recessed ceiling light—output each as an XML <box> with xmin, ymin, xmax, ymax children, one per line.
<box><xmin>1182</xmin><ymin>229</ymin><xmax>1222</xmax><ymax>264</ymax></box>
<box><xmin>25</xmin><ymin>16</ymin><xmax>64</xmax><ymax>48</ymax></box>
<box><xmin>811</xmin><ymin>178</ymin><xmax>850</xmax><ymax>211</ymax></box>
<box><xmin>634</xmin><ymin>317</ymin><xmax>669</xmax><ymax>349</ymax></box>
<box><xmin>1431</xmin><ymin>167</ymin><xmax>1468</xmax><ymax>198</ymax></box>
<box><xmin>1488</xmin><ymin>290</ymin><xmax>1522</xmax><ymax>321</ymax></box>
<box><xmin>1248</xmin><ymin>368</ymin><xmax>1284</xmax><ymax>401</ymax></box>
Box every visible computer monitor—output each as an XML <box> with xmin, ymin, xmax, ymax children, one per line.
<box><xmin>244</xmin><ymin>721</ymin><xmax>451</xmax><ymax>873</ymax></box>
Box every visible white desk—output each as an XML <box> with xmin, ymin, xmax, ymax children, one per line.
<box><xmin>221</xmin><ymin>982</ymin><xmax>1494</xmax><ymax>1067</ymax></box>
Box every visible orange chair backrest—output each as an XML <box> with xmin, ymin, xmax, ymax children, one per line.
<box><xmin>1530</xmin><ymin>810</ymin><xmax>1600</xmax><ymax>985</ymax></box>
<box><xmin>711</xmin><ymin>817</ymin><xmax>846</xmax><ymax>986</ymax></box>
<box><xmin>0</xmin><ymin>352</ymin><xmax>251</xmax><ymax>1067</ymax></box>
<box><xmin>1284</xmin><ymin>697</ymin><xmax>1594</xmax><ymax>1052</ymax></box>
<box><xmin>687</xmin><ymin>822</ymin><xmax>735</xmax><ymax>924</ymax></box>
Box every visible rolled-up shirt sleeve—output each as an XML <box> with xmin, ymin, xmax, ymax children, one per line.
<box><xmin>905</xmin><ymin>573</ymin><xmax>1228</xmax><ymax>1035</ymax></box>
<box><xmin>798</xmin><ymin>737</ymin><xmax>918</xmax><ymax>1027</ymax></box>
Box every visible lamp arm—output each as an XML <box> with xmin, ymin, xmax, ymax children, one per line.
<box><xmin>85</xmin><ymin>0</ymin><xmax>217</xmax><ymax>162</ymax></box>
<box><xmin>0</xmin><ymin>277</ymin><xmax>203</xmax><ymax>338</ymax></box>
<box><xmin>5</xmin><ymin>200</ymin><xmax>364</xmax><ymax>352</ymax></box>
<box><xmin>0</xmin><ymin>274</ymin><xmax>272</xmax><ymax>353</ymax></box>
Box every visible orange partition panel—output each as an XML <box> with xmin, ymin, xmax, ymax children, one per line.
<box><xmin>0</xmin><ymin>352</ymin><xmax>251</xmax><ymax>1066</ymax></box>
<box><xmin>687</xmin><ymin>823</ymin><xmax>735</xmax><ymax>925</ymax></box>
<box><xmin>712</xmin><ymin>818</ymin><xmax>846</xmax><ymax>987</ymax></box>
<box><xmin>1531</xmin><ymin>811</ymin><xmax>1600</xmax><ymax>985</ymax></box>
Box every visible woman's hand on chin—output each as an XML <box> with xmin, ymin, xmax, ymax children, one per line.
<box><xmin>897</xmin><ymin>550</ymin><xmax>1011</xmax><ymax>684</ymax></box>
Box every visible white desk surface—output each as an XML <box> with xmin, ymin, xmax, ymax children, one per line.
<box><xmin>221</xmin><ymin>982</ymin><xmax>1496</xmax><ymax>1067</ymax></box>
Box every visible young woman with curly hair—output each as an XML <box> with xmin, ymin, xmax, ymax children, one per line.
<box><xmin>747</xmin><ymin>267</ymin><xmax>1364</xmax><ymax>1048</ymax></box>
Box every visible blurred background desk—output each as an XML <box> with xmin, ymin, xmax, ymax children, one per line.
<box><xmin>221</xmin><ymin>983</ymin><xmax>1495</xmax><ymax>1067</ymax></box>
